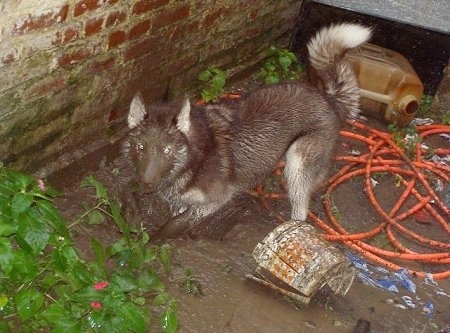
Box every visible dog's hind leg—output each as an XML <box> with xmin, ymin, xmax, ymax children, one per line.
<box><xmin>284</xmin><ymin>131</ymin><xmax>337</xmax><ymax>221</ymax></box>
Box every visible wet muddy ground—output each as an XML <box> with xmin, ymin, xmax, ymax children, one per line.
<box><xmin>49</xmin><ymin>115</ymin><xmax>450</xmax><ymax>333</ymax></box>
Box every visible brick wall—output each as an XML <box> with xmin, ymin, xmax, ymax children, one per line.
<box><xmin>0</xmin><ymin>0</ymin><xmax>302</xmax><ymax>174</ymax></box>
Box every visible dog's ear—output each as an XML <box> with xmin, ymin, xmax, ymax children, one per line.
<box><xmin>175</xmin><ymin>96</ymin><xmax>191</xmax><ymax>135</ymax></box>
<box><xmin>128</xmin><ymin>92</ymin><xmax>147</xmax><ymax>129</ymax></box>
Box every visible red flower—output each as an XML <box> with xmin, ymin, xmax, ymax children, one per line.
<box><xmin>93</xmin><ymin>281</ymin><xmax>109</xmax><ymax>290</ymax></box>
<box><xmin>90</xmin><ymin>301</ymin><xmax>102</xmax><ymax>309</ymax></box>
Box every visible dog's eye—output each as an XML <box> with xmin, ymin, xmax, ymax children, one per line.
<box><xmin>163</xmin><ymin>146</ymin><xmax>171</xmax><ymax>155</ymax></box>
<box><xmin>136</xmin><ymin>143</ymin><xmax>144</xmax><ymax>151</ymax></box>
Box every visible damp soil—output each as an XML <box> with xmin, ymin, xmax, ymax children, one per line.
<box><xmin>47</xmin><ymin>114</ymin><xmax>450</xmax><ymax>333</ymax></box>
<box><xmin>46</xmin><ymin>66</ymin><xmax>450</xmax><ymax>332</ymax></box>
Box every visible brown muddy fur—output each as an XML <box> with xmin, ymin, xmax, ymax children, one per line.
<box><xmin>123</xmin><ymin>23</ymin><xmax>372</xmax><ymax>237</ymax></box>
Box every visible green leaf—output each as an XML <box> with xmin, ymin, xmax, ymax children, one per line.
<box><xmin>15</xmin><ymin>288</ymin><xmax>44</xmax><ymax>320</ymax></box>
<box><xmin>109</xmin><ymin>237</ymin><xmax>130</xmax><ymax>255</ymax></box>
<box><xmin>109</xmin><ymin>201</ymin><xmax>130</xmax><ymax>236</ymax></box>
<box><xmin>0</xmin><ymin>294</ymin><xmax>9</xmax><ymax>308</ymax></box>
<box><xmin>52</xmin><ymin>245</ymin><xmax>81</xmax><ymax>273</ymax></box>
<box><xmin>119</xmin><ymin>302</ymin><xmax>149</xmax><ymax>333</ymax></box>
<box><xmin>138</xmin><ymin>270</ymin><xmax>164</xmax><ymax>292</ymax></box>
<box><xmin>0</xmin><ymin>196</ymin><xmax>13</xmax><ymax>221</ymax></box>
<box><xmin>6</xmin><ymin>170</ymin><xmax>34</xmax><ymax>191</ymax></box>
<box><xmin>143</xmin><ymin>246</ymin><xmax>157</xmax><ymax>264</ymax></box>
<box><xmin>86</xmin><ymin>311</ymin><xmax>105</xmax><ymax>331</ymax></box>
<box><xmin>71</xmin><ymin>285</ymin><xmax>99</xmax><ymax>303</ymax></box>
<box><xmin>41</xmin><ymin>271</ymin><xmax>62</xmax><ymax>291</ymax></box>
<box><xmin>87</xmin><ymin>210</ymin><xmax>105</xmax><ymax>225</ymax></box>
<box><xmin>198</xmin><ymin>70</ymin><xmax>212</xmax><ymax>82</ymax></box>
<box><xmin>51</xmin><ymin>316</ymin><xmax>82</xmax><ymax>333</ymax></box>
<box><xmin>0</xmin><ymin>223</ymin><xmax>17</xmax><ymax>237</ymax></box>
<box><xmin>265</xmin><ymin>75</ymin><xmax>279</xmax><ymax>85</ymax></box>
<box><xmin>41</xmin><ymin>303</ymin><xmax>67</xmax><ymax>323</ymax></box>
<box><xmin>278</xmin><ymin>55</ymin><xmax>292</xmax><ymax>70</ymax></box>
<box><xmin>153</xmin><ymin>292</ymin><xmax>170</xmax><ymax>306</ymax></box>
<box><xmin>0</xmin><ymin>237</ymin><xmax>14</xmax><ymax>274</ymax></box>
<box><xmin>111</xmin><ymin>273</ymin><xmax>137</xmax><ymax>292</ymax></box>
<box><xmin>91</xmin><ymin>312</ymin><xmax>124</xmax><ymax>333</ymax></box>
<box><xmin>80</xmin><ymin>176</ymin><xmax>107</xmax><ymax>201</ymax></box>
<box><xmin>11</xmin><ymin>192</ymin><xmax>33</xmax><ymax>215</ymax></box>
<box><xmin>264</xmin><ymin>62</ymin><xmax>277</xmax><ymax>72</ymax></box>
<box><xmin>71</xmin><ymin>263</ymin><xmax>95</xmax><ymax>287</ymax></box>
<box><xmin>91</xmin><ymin>238</ymin><xmax>106</xmax><ymax>272</ymax></box>
<box><xmin>159</xmin><ymin>244</ymin><xmax>172</xmax><ymax>275</ymax></box>
<box><xmin>16</xmin><ymin>210</ymin><xmax>51</xmax><ymax>255</ymax></box>
<box><xmin>0</xmin><ymin>322</ymin><xmax>10</xmax><ymax>333</ymax></box>
<box><xmin>7</xmin><ymin>249</ymin><xmax>39</xmax><ymax>282</ymax></box>
<box><xmin>201</xmin><ymin>91</ymin><xmax>214</xmax><ymax>103</ymax></box>
<box><xmin>212</xmin><ymin>76</ymin><xmax>225</xmax><ymax>89</ymax></box>
<box><xmin>287</xmin><ymin>51</ymin><xmax>298</xmax><ymax>62</ymax></box>
<box><xmin>160</xmin><ymin>307</ymin><xmax>178</xmax><ymax>333</ymax></box>
<box><xmin>36</xmin><ymin>200</ymin><xmax>69</xmax><ymax>237</ymax></box>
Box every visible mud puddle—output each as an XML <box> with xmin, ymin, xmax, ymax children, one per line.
<box><xmin>49</xmin><ymin>120</ymin><xmax>450</xmax><ymax>333</ymax></box>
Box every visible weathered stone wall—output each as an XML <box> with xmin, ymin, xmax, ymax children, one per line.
<box><xmin>0</xmin><ymin>0</ymin><xmax>302</xmax><ymax>174</ymax></box>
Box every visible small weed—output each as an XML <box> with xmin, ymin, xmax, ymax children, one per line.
<box><xmin>418</xmin><ymin>94</ymin><xmax>433</xmax><ymax>116</ymax></box>
<box><xmin>257</xmin><ymin>46</ymin><xmax>303</xmax><ymax>85</ymax></box>
<box><xmin>371</xmin><ymin>172</ymin><xmax>390</xmax><ymax>183</ymax></box>
<box><xmin>387</xmin><ymin>123</ymin><xmax>422</xmax><ymax>158</ymax></box>
<box><xmin>442</xmin><ymin>114</ymin><xmax>450</xmax><ymax>125</ymax></box>
<box><xmin>0</xmin><ymin>165</ymin><xmax>178</xmax><ymax>333</ymax></box>
<box><xmin>198</xmin><ymin>67</ymin><xmax>227</xmax><ymax>103</ymax></box>
<box><xmin>370</xmin><ymin>234</ymin><xmax>395</xmax><ymax>251</ymax></box>
<box><xmin>328</xmin><ymin>196</ymin><xmax>342</xmax><ymax>221</ymax></box>
<box><xmin>181</xmin><ymin>268</ymin><xmax>203</xmax><ymax>296</ymax></box>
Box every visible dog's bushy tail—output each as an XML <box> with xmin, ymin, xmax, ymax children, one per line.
<box><xmin>307</xmin><ymin>23</ymin><xmax>372</xmax><ymax>119</ymax></box>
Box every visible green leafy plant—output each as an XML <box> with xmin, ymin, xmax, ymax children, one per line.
<box><xmin>181</xmin><ymin>268</ymin><xmax>203</xmax><ymax>296</ymax></box>
<box><xmin>0</xmin><ymin>165</ymin><xmax>178</xmax><ymax>333</ymax></box>
<box><xmin>387</xmin><ymin>123</ymin><xmax>422</xmax><ymax>158</ymax></box>
<box><xmin>418</xmin><ymin>94</ymin><xmax>433</xmax><ymax>116</ymax></box>
<box><xmin>258</xmin><ymin>46</ymin><xmax>303</xmax><ymax>84</ymax></box>
<box><xmin>442</xmin><ymin>114</ymin><xmax>450</xmax><ymax>125</ymax></box>
<box><xmin>198</xmin><ymin>67</ymin><xmax>227</xmax><ymax>103</ymax></box>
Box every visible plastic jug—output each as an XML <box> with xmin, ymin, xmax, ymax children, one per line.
<box><xmin>345</xmin><ymin>43</ymin><xmax>424</xmax><ymax>126</ymax></box>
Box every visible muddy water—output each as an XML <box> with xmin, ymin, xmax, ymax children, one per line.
<box><xmin>160</xmin><ymin>211</ymin><xmax>450</xmax><ymax>333</ymax></box>
<box><xmin>50</xmin><ymin>121</ymin><xmax>450</xmax><ymax>333</ymax></box>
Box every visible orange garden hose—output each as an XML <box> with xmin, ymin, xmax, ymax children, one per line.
<box><xmin>255</xmin><ymin>120</ymin><xmax>450</xmax><ymax>280</ymax></box>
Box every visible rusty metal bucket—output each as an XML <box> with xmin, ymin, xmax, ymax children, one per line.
<box><xmin>247</xmin><ymin>221</ymin><xmax>355</xmax><ymax>305</ymax></box>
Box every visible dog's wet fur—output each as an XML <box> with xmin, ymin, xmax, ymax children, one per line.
<box><xmin>123</xmin><ymin>23</ymin><xmax>372</xmax><ymax>237</ymax></box>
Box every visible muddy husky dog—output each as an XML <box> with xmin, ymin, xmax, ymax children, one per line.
<box><xmin>124</xmin><ymin>23</ymin><xmax>372</xmax><ymax>237</ymax></box>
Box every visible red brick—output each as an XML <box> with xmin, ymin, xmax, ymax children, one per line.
<box><xmin>171</xmin><ymin>20</ymin><xmax>199</xmax><ymax>41</ymax></box>
<box><xmin>2</xmin><ymin>52</ymin><xmax>15</xmax><ymax>65</ymax></box>
<box><xmin>13</xmin><ymin>4</ymin><xmax>69</xmax><ymax>35</ymax></box>
<box><xmin>108</xmin><ymin>30</ymin><xmax>126</xmax><ymax>49</ymax></box>
<box><xmin>153</xmin><ymin>5</ymin><xmax>190</xmax><ymax>30</ymax></box>
<box><xmin>124</xmin><ymin>34</ymin><xmax>164</xmax><ymax>62</ymax></box>
<box><xmin>202</xmin><ymin>7</ymin><xmax>229</xmax><ymax>28</ymax></box>
<box><xmin>106</xmin><ymin>10</ymin><xmax>126</xmax><ymax>27</ymax></box>
<box><xmin>89</xmin><ymin>57</ymin><xmax>115</xmax><ymax>74</ymax></box>
<box><xmin>75</xmin><ymin>0</ymin><xmax>98</xmax><ymax>17</ymax></box>
<box><xmin>129</xmin><ymin>19</ymin><xmax>152</xmax><ymax>40</ymax></box>
<box><xmin>243</xmin><ymin>25</ymin><xmax>262</xmax><ymax>39</ymax></box>
<box><xmin>132</xmin><ymin>0</ymin><xmax>169</xmax><ymax>14</ymax></box>
<box><xmin>29</xmin><ymin>77</ymin><xmax>66</xmax><ymax>97</ymax></box>
<box><xmin>53</xmin><ymin>27</ymin><xmax>79</xmax><ymax>45</ymax></box>
<box><xmin>74</xmin><ymin>0</ymin><xmax>118</xmax><ymax>17</ymax></box>
<box><xmin>58</xmin><ymin>49</ymin><xmax>91</xmax><ymax>67</ymax></box>
<box><xmin>85</xmin><ymin>16</ymin><xmax>104</xmax><ymax>36</ymax></box>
